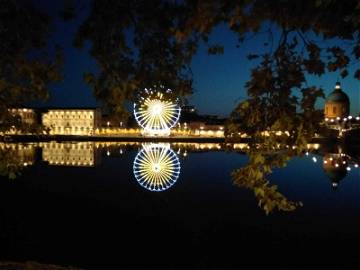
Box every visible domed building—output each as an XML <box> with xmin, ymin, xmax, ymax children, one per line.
<box><xmin>324</xmin><ymin>82</ymin><xmax>350</xmax><ymax>120</ymax></box>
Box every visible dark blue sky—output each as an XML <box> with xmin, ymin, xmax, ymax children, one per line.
<box><xmin>38</xmin><ymin>1</ymin><xmax>359</xmax><ymax>117</ymax></box>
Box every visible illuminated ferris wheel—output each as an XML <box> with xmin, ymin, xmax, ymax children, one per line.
<box><xmin>134</xmin><ymin>88</ymin><xmax>181</xmax><ymax>136</ymax></box>
<box><xmin>133</xmin><ymin>144</ymin><xmax>181</xmax><ymax>192</ymax></box>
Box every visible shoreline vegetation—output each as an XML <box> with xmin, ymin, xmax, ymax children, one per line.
<box><xmin>0</xmin><ymin>261</ymin><xmax>81</xmax><ymax>270</ymax></box>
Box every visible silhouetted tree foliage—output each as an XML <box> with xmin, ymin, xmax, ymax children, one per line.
<box><xmin>74</xmin><ymin>0</ymin><xmax>197</xmax><ymax>120</ymax></box>
<box><xmin>2</xmin><ymin>0</ymin><xmax>360</xmax><ymax>212</ymax></box>
<box><xmin>72</xmin><ymin>0</ymin><xmax>360</xmax><ymax>213</ymax></box>
<box><xmin>0</xmin><ymin>0</ymin><xmax>61</xmax><ymax>132</ymax></box>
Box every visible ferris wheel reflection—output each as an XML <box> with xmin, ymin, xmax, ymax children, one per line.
<box><xmin>133</xmin><ymin>143</ymin><xmax>181</xmax><ymax>192</ymax></box>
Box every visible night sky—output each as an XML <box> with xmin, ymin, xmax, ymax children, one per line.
<box><xmin>37</xmin><ymin>1</ymin><xmax>359</xmax><ymax>117</ymax></box>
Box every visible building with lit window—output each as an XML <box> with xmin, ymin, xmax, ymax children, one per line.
<box><xmin>324</xmin><ymin>82</ymin><xmax>350</xmax><ymax>120</ymax></box>
<box><xmin>41</xmin><ymin>108</ymin><xmax>101</xmax><ymax>135</ymax></box>
<box><xmin>8</xmin><ymin>108</ymin><xmax>37</xmax><ymax>125</ymax></box>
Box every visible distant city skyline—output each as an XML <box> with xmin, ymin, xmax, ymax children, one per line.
<box><xmin>35</xmin><ymin>1</ymin><xmax>360</xmax><ymax>117</ymax></box>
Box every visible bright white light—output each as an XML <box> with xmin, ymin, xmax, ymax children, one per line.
<box><xmin>348</xmin><ymin>116</ymin><xmax>352</xmax><ymax>120</ymax></box>
<box><xmin>343</xmin><ymin>118</ymin><xmax>347</xmax><ymax>121</ymax></box>
<box><xmin>336</xmin><ymin>117</ymin><xmax>340</xmax><ymax>120</ymax></box>
<box><xmin>356</xmin><ymin>117</ymin><xmax>360</xmax><ymax>121</ymax></box>
<box><xmin>346</xmin><ymin>167</ymin><xmax>351</xmax><ymax>171</ymax></box>
<box><xmin>152</xmin><ymin>163</ymin><xmax>161</xmax><ymax>173</ymax></box>
<box><xmin>335</xmin><ymin>163</ymin><xmax>339</xmax><ymax>167</ymax></box>
<box><xmin>312</xmin><ymin>157</ymin><xmax>317</xmax><ymax>163</ymax></box>
<box><xmin>355</xmin><ymin>164</ymin><xmax>359</xmax><ymax>168</ymax></box>
<box><xmin>323</xmin><ymin>160</ymin><xmax>328</xmax><ymax>164</ymax></box>
<box><xmin>150</xmin><ymin>103</ymin><xmax>163</xmax><ymax>115</ymax></box>
<box><xmin>330</xmin><ymin>119</ymin><xmax>334</xmax><ymax>122</ymax></box>
<box><xmin>325</xmin><ymin>118</ymin><xmax>328</xmax><ymax>121</ymax></box>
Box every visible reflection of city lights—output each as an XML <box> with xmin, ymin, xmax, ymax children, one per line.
<box><xmin>133</xmin><ymin>144</ymin><xmax>180</xmax><ymax>191</ymax></box>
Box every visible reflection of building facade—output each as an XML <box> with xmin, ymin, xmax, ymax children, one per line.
<box><xmin>324</xmin><ymin>82</ymin><xmax>350</xmax><ymax>120</ymax></box>
<box><xmin>0</xmin><ymin>143</ymin><xmax>36</xmax><ymax>166</ymax></box>
<box><xmin>42</xmin><ymin>108</ymin><xmax>101</xmax><ymax>135</ymax></box>
<box><xmin>42</xmin><ymin>142</ymin><xmax>99</xmax><ymax>167</ymax></box>
<box><xmin>322</xmin><ymin>147</ymin><xmax>349</xmax><ymax>189</ymax></box>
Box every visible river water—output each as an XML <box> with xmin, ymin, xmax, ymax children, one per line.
<box><xmin>0</xmin><ymin>141</ymin><xmax>359</xmax><ymax>269</ymax></box>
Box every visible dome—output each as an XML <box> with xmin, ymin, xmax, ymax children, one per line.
<box><xmin>324</xmin><ymin>168</ymin><xmax>347</xmax><ymax>183</ymax></box>
<box><xmin>326</xmin><ymin>82</ymin><xmax>350</xmax><ymax>103</ymax></box>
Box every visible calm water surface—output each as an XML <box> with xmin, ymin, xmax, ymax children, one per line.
<box><xmin>0</xmin><ymin>142</ymin><xmax>359</xmax><ymax>269</ymax></box>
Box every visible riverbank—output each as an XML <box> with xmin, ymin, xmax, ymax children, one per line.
<box><xmin>0</xmin><ymin>261</ymin><xmax>81</xmax><ymax>270</ymax></box>
<box><xmin>0</xmin><ymin>134</ymin><xmax>347</xmax><ymax>144</ymax></box>
<box><xmin>1</xmin><ymin>134</ymin><xmax>228</xmax><ymax>143</ymax></box>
